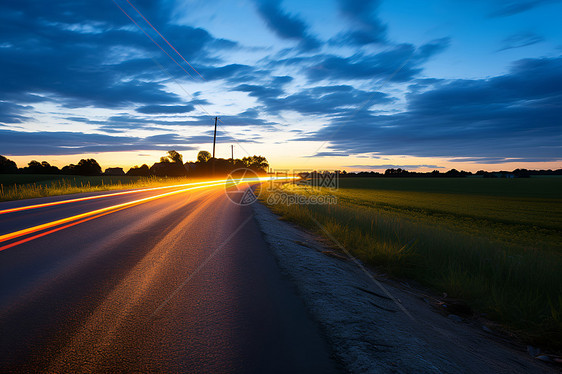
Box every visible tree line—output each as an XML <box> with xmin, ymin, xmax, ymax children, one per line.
<box><xmin>0</xmin><ymin>150</ymin><xmax>269</xmax><ymax>177</ymax></box>
<box><xmin>0</xmin><ymin>156</ymin><xmax>103</xmax><ymax>175</ymax></box>
<box><xmin>338</xmin><ymin>168</ymin><xmax>562</xmax><ymax>178</ymax></box>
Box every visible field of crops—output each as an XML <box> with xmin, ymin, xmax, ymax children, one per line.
<box><xmin>0</xmin><ymin>174</ymin><xmax>189</xmax><ymax>201</ymax></box>
<box><xmin>260</xmin><ymin>177</ymin><xmax>562</xmax><ymax>349</ymax></box>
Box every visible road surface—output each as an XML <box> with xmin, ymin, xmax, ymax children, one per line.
<box><xmin>0</xmin><ymin>183</ymin><xmax>338</xmax><ymax>373</ymax></box>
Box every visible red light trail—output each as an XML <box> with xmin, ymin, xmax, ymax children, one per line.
<box><xmin>0</xmin><ymin>176</ymin><xmax>296</xmax><ymax>252</ymax></box>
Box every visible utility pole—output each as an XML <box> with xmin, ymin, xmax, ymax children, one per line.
<box><xmin>231</xmin><ymin>145</ymin><xmax>234</xmax><ymax>162</ymax></box>
<box><xmin>212</xmin><ymin>116</ymin><xmax>218</xmax><ymax>159</ymax></box>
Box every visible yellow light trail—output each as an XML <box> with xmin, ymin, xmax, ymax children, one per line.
<box><xmin>0</xmin><ymin>176</ymin><xmax>296</xmax><ymax>251</ymax></box>
<box><xmin>0</xmin><ymin>183</ymin><xmax>193</xmax><ymax>215</ymax></box>
<box><xmin>0</xmin><ymin>176</ymin><xmax>296</xmax><ymax>216</ymax></box>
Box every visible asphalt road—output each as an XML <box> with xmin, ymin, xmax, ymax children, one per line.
<box><xmin>0</xmin><ymin>184</ymin><xmax>338</xmax><ymax>373</ymax></box>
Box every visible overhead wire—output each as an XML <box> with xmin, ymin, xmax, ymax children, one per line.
<box><xmin>112</xmin><ymin>0</ymin><xmax>254</xmax><ymax>158</ymax></box>
<box><xmin>148</xmin><ymin>56</ymin><xmax>252</xmax><ymax>156</ymax></box>
<box><xmin>112</xmin><ymin>0</ymin><xmax>194</xmax><ymax>80</ymax></box>
<box><xmin>124</xmin><ymin>0</ymin><xmax>205</xmax><ymax>80</ymax></box>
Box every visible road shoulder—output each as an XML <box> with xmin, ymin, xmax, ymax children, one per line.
<box><xmin>251</xmin><ymin>201</ymin><xmax>556</xmax><ymax>373</ymax></box>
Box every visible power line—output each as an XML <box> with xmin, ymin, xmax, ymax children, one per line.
<box><xmin>111</xmin><ymin>0</ymin><xmax>195</xmax><ymax>80</ymax></box>
<box><xmin>124</xmin><ymin>0</ymin><xmax>205</xmax><ymax>80</ymax></box>
<box><xmin>112</xmin><ymin>0</ymin><xmax>254</xmax><ymax>158</ymax></box>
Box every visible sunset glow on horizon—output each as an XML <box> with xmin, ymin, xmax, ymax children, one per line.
<box><xmin>1</xmin><ymin>0</ymin><xmax>560</xmax><ymax>172</ymax></box>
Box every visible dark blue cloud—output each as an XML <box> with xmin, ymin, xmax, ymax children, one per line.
<box><xmin>136</xmin><ymin>104</ymin><xmax>195</xmax><ymax>114</ymax></box>
<box><xmin>0</xmin><ymin>102</ymin><xmax>32</xmax><ymax>124</ymax></box>
<box><xmin>0</xmin><ymin>0</ymin><xmax>241</xmax><ymax>119</ymax></box>
<box><xmin>253</xmin><ymin>0</ymin><xmax>320</xmax><ymax>51</ymax></box>
<box><xmin>348</xmin><ymin>164</ymin><xmax>445</xmax><ymax>169</ymax></box>
<box><xmin>447</xmin><ymin>157</ymin><xmax>556</xmax><ymax>163</ymax></box>
<box><xmin>488</xmin><ymin>0</ymin><xmax>561</xmax><ymax>17</ymax></box>
<box><xmin>197</xmin><ymin>63</ymin><xmax>267</xmax><ymax>84</ymax></box>
<box><xmin>272</xmin><ymin>76</ymin><xmax>294</xmax><ymax>86</ymax></box>
<box><xmin>498</xmin><ymin>32</ymin><xmax>544</xmax><ymax>51</ymax></box>
<box><xmin>233</xmin><ymin>84</ymin><xmax>285</xmax><ymax>100</ymax></box>
<box><xmin>271</xmin><ymin>38</ymin><xmax>450</xmax><ymax>83</ymax></box>
<box><xmin>333</xmin><ymin>0</ymin><xmax>387</xmax><ymax>45</ymax></box>
<box><xmin>233</xmin><ymin>84</ymin><xmax>393</xmax><ymax>116</ymax></box>
<box><xmin>66</xmin><ymin>112</ymin><xmax>278</xmax><ymax>134</ymax></box>
<box><xmin>304</xmin><ymin>151</ymin><xmax>350</xmax><ymax>157</ymax></box>
<box><xmin>294</xmin><ymin>56</ymin><xmax>562</xmax><ymax>161</ymax></box>
<box><xmin>0</xmin><ymin>129</ymin><xmax>196</xmax><ymax>155</ymax></box>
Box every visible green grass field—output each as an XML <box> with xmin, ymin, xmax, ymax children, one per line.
<box><xmin>0</xmin><ymin>174</ymin><xmax>190</xmax><ymax>202</ymax></box>
<box><xmin>260</xmin><ymin>177</ymin><xmax>562</xmax><ymax>349</ymax></box>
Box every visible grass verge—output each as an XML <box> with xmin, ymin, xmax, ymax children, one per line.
<box><xmin>259</xmin><ymin>178</ymin><xmax>562</xmax><ymax>351</ymax></box>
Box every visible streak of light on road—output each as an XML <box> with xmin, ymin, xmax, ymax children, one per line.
<box><xmin>0</xmin><ymin>176</ymin><xmax>296</xmax><ymax>251</ymax></box>
<box><xmin>0</xmin><ymin>176</ymin><xmax>296</xmax><ymax>216</ymax></box>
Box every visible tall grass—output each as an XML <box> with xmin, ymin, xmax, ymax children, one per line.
<box><xmin>260</xmin><ymin>182</ymin><xmax>562</xmax><ymax>349</ymax></box>
<box><xmin>0</xmin><ymin>175</ymin><xmax>191</xmax><ymax>202</ymax></box>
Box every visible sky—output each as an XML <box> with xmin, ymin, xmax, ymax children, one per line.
<box><xmin>1</xmin><ymin>0</ymin><xmax>561</xmax><ymax>172</ymax></box>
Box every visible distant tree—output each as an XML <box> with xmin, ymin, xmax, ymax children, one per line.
<box><xmin>150</xmin><ymin>161</ymin><xmax>187</xmax><ymax>177</ymax></box>
<box><xmin>159</xmin><ymin>156</ymin><xmax>171</xmax><ymax>163</ymax></box>
<box><xmin>63</xmin><ymin>159</ymin><xmax>102</xmax><ymax>175</ymax></box>
<box><xmin>61</xmin><ymin>164</ymin><xmax>76</xmax><ymax>175</ymax></box>
<box><xmin>27</xmin><ymin>160</ymin><xmax>42</xmax><ymax>172</ymax></box>
<box><xmin>77</xmin><ymin>159</ymin><xmax>101</xmax><ymax>175</ymax></box>
<box><xmin>197</xmin><ymin>150</ymin><xmax>212</xmax><ymax>163</ymax></box>
<box><xmin>446</xmin><ymin>168</ymin><xmax>459</xmax><ymax>176</ymax></box>
<box><xmin>242</xmin><ymin>155</ymin><xmax>269</xmax><ymax>172</ymax></box>
<box><xmin>167</xmin><ymin>150</ymin><xmax>183</xmax><ymax>164</ymax></box>
<box><xmin>0</xmin><ymin>155</ymin><xmax>18</xmax><ymax>173</ymax></box>
<box><xmin>41</xmin><ymin>161</ymin><xmax>56</xmax><ymax>173</ymax></box>
<box><xmin>385</xmin><ymin>168</ymin><xmax>408</xmax><ymax>176</ymax></box>
<box><xmin>513</xmin><ymin>168</ymin><xmax>530</xmax><ymax>178</ymax></box>
<box><xmin>22</xmin><ymin>160</ymin><xmax>60</xmax><ymax>174</ymax></box>
<box><xmin>126</xmin><ymin>164</ymin><xmax>150</xmax><ymax>176</ymax></box>
<box><xmin>104</xmin><ymin>167</ymin><xmax>125</xmax><ymax>176</ymax></box>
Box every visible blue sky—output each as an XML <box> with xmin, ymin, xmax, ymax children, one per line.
<box><xmin>1</xmin><ymin>0</ymin><xmax>561</xmax><ymax>171</ymax></box>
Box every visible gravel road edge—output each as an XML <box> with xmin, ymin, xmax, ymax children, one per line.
<box><xmin>251</xmin><ymin>201</ymin><xmax>555</xmax><ymax>374</ymax></box>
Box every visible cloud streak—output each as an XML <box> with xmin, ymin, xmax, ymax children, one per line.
<box><xmin>348</xmin><ymin>164</ymin><xmax>445</xmax><ymax>170</ymax></box>
<box><xmin>333</xmin><ymin>0</ymin><xmax>387</xmax><ymax>45</ymax></box>
<box><xmin>253</xmin><ymin>0</ymin><xmax>320</xmax><ymax>50</ymax></box>
<box><xmin>295</xmin><ymin>56</ymin><xmax>562</xmax><ymax>161</ymax></box>
<box><xmin>0</xmin><ymin>129</ymin><xmax>196</xmax><ymax>155</ymax></box>
<box><xmin>498</xmin><ymin>32</ymin><xmax>543</xmax><ymax>51</ymax></box>
<box><xmin>488</xmin><ymin>0</ymin><xmax>560</xmax><ymax>17</ymax></box>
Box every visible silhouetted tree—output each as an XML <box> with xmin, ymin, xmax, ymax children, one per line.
<box><xmin>445</xmin><ymin>168</ymin><xmax>460</xmax><ymax>177</ymax></box>
<box><xmin>0</xmin><ymin>155</ymin><xmax>18</xmax><ymax>173</ymax></box>
<box><xmin>22</xmin><ymin>160</ymin><xmax>59</xmax><ymax>174</ymax></box>
<box><xmin>513</xmin><ymin>168</ymin><xmax>530</xmax><ymax>178</ymax></box>
<box><xmin>242</xmin><ymin>155</ymin><xmax>269</xmax><ymax>173</ymax></box>
<box><xmin>385</xmin><ymin>168</ymin><xmax>408</xmax><ymax>176</ymax></box>
<box><xmin>126</xmin><ymin>164</ymin><xmax>150</xmax><ymax>176</ymax></box>
<box><xmin>62</xmin><ymin>159</ymin><xmax>102</xmax><ymax>175</ymax></box>
<box><xmin>159</xmin><ymin>156</ymin><xmax>171</xmax><ymax>163</ymax></box>
<box><xmin>104</xmin><ymin>167</ymin><xmax>125</xmax><ymax>176</ymax></box>
<box><xmin>150</xmin><ymin>161</ymin><xmax>187</xmax><ymax>177</ymax></box>
<box><xmin>197</xmin><ymin>150</ymin><xmax>211</xmax><ymax>163</ymax></box>
<box><xmin>167</xmin><ymin>150</ymin><xmax>183</xmax><ymax>164</ymax></box>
